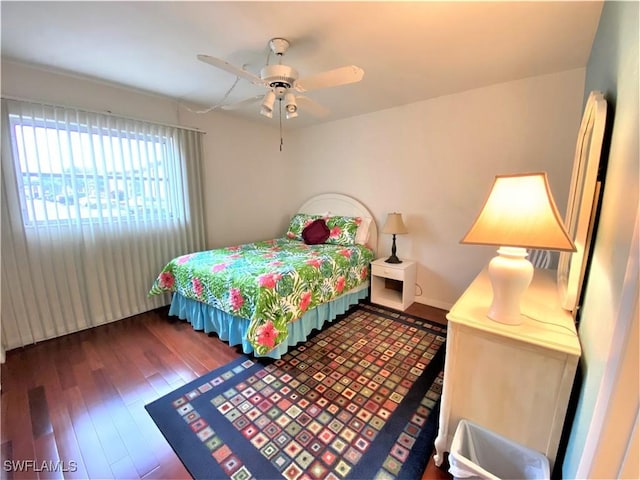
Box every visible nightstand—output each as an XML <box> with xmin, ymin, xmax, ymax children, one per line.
<box><xmin>370</xmin><ymin>257</ymin><xmax>417</xmax><ymax>311</ymax></box>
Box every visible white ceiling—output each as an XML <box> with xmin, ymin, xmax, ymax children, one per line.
<box><xmin>1</xmin><ymin>1</ymin><xmax>603</xmax><ymax>129</ymax></box>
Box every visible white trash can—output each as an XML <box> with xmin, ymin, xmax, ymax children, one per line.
<box><xmin>448</xmin><ymin>419</ymin><xmax>550</xmax><ymax>480</ymax></box>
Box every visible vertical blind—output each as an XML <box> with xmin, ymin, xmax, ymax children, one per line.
<box><xmin>1</xmin><ymin>98</ymin><xmax>206</xmax><ymax>350</ymax></box>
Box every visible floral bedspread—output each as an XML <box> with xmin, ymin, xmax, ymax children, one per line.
<box><xmin>149</xmin><ymin>238</ymin><xmax>374</xmax><ymax>355</ymax></box>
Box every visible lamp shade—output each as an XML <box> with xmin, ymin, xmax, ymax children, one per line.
<box><xmin>461</xmin><ymin>172</ymin><xmax>576</xmax><ymax>252</ymax></box>
<box><xmin>382</xmin><ymin>213</ymin><xmax>408</xmax><ymax>235</ymax></box>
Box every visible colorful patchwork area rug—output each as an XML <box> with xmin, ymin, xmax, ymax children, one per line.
<box><xmin>145</xmin><ymin>303</ymin><xmax>446</xmax><ymax>479</ymax></box>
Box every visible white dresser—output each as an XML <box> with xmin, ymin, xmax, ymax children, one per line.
<box><xmin>433</xmin><ymin>268</ymin><xmax>581</xmax><ymax>470</ymax></box>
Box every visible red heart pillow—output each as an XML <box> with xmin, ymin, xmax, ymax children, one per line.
<box><xmin>302</xmin><ymin>218</ymin><xmax>330</xmax><ymax>245</ymax></box>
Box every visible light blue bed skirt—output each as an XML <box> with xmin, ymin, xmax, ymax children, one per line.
<box><xmin>168</xmin><ymin>283</ymin><xmax>369</xmax><ymax>359</ymax></box>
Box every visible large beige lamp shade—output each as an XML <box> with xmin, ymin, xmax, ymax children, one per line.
<box><xmin>461</xmin><ymin>172</ymin><xmax>576</xmax><ymax>325</ymax></box>
<box><xmin>382</xmin><ymin>213</ymin><xmax>408</xmax><ymax>263</ymax></box>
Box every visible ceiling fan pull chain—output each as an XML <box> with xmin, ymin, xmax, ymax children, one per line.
<box><xmin>279</xmin><ymin>99</ymin><xmax>284</xmax><ymax>151</ymax></box>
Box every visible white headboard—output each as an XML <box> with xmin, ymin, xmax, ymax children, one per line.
<box><xmin>298</xmin><ymin>193</ymin><xmax>378</xmax><ymax>255</ymax></box>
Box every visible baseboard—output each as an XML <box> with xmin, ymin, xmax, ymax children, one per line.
<box><xmin>413</xmin><ymin>296</ymin><xmax>454</xmax><ymax>312</ymax></box>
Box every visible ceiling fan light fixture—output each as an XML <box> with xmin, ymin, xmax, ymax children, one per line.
<box><xmin>260</xmin><ymin>90</ymin><xmax>276</xmax><ymax>118</ymax></box>
<box><xmin>284</xmin><ymin>92</ymin><xmax>297</xmax><ymax>116</ymax></box>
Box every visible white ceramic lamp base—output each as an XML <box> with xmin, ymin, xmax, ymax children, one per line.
<box><xmin>487</xmin><ymin>247</ymin><xmax>534</xmax><ymax>325</ymax></box>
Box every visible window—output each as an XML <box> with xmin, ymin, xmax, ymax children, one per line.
<box><xmin>8</xmin><ymin>111</ymin><xmax>182</xmax><ymax>226</ymax></box>
<box><xmin>2</xmin><ymin>98</ymin><xmax>205</xmax><ymax>349</ymax></box>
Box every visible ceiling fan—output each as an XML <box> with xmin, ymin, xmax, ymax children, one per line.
<box><xmin>197</xmin><ymin>38</ymin><xmax>364</xmax><ymax>120</ymax></box>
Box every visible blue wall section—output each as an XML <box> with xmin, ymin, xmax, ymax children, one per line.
<box><xmin>563</xmin><ymin>1</ymin><xmax>639</xmax><ymax>478</ymax></box>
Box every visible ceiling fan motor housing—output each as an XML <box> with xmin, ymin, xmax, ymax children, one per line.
<box><xmin>261</xmin><ymin>64</ymin><xmax>299</xmax><ymax>96</ymax></box>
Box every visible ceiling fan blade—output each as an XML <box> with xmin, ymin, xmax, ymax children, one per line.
<box><xmin>219</xmin><ymin>95</ymin><xmax>263</xmax><ymax>111</ymax></box>
<box><xmin>295</xmin><ymin>65</ymin><xmax>364</xmax><ymax>93</ymax></box>
<box><xmin>197</xmin><ymin>54</ymin><xmax>264</xmax><ymax>86</ymax></box>
<box><xmin>295</xmin><ymin>95</ymin><xmax>330</xmax><ymax>118</ymax></box>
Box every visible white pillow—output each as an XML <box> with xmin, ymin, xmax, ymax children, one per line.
<box><xmin>355</xmin><ymin>217</ymin><xmax>372</xmax><ymax>245</ymax></box>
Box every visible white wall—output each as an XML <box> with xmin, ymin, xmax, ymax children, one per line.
<box><xmin>178</xmin><ymin>107</ymin><xmax>296</xmax><ymax>249</ymax></box>
<box><xmin>288</xmin><ymin>69</ymin><xmax>586</xmax><ymax>308</ymax></box>
<box><xmin>0</xmin><ymin>61</ymin><xmax>587</xmax><ymax>311</ymax></box>
<box><xmin>1</xmin><ymin>60</ymin><xmax>180</xmax><ymax>125</ymax></box>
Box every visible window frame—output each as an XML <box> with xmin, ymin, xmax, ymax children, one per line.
<box><xmin>7</xmin><ymin>112</ymin><xmax>181</xmax><ymax>228</ymax></box>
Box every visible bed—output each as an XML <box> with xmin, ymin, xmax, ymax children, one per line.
<box><xmin>149</xmin><ymin>193</ymin><xmax>378</xmax><ymax>358</ymax></box>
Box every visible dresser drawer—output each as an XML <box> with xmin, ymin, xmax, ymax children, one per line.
<box><xmin>371</xmin><ymin>263</ymin><xmax>404</xmax><ymax>281</ymax></box>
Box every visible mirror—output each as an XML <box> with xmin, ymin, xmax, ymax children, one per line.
<box><xmin>557</xmin><ymin>91</ymin><xmax>607</xmax><ymax>314</ymax></box>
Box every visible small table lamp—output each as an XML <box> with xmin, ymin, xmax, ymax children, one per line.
<box><xmin>382</xmin><ymin>213</ymin><xmax>408</xmax><ymax>263</ymax></box>
<box><xmin>461</xmin><ymin>172</ymin><xmax>576</xmax><ymax>325</ymax></box>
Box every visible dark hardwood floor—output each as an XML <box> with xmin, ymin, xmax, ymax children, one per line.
<box><xmin>1</xmin><ymin>303</ymin><xmax>451</xmax><ymax>479</ymax></box>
